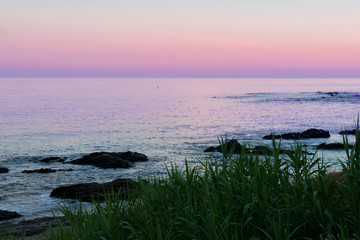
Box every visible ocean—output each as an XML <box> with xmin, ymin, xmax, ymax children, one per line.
<box><xmin>1</xmin><ymin>78</ymin><xmax>360</xmax><ymax>220</ymax></box>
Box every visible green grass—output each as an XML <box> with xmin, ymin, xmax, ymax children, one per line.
<box><xmin>44</xmin><ymin>130</ymin><xmax>360</xmax><ymax>240</ymax></box>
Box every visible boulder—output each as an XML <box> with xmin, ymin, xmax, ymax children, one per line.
<box><xmin>339</xmin><ymin>129</ymin><xmax>357</xmax><ymax>135</ymax></box>
<box><xmin>0</xmin><ymin>167</ymin><xmax>9</xmax><ymax>174</ymax></box>
<box><xmin>317</xmin><ymin>143</ymin><xmax>352</xmax><ymax>150</ymax></box>
<box><xmin>0</xmin><ymin>210</ymin><xmax>21</xmax><ymax>221</ymax></box>
<box><xmin>68</xmin><ymin>151</ymin><xmax>148</xmax><ymax>169</ymax></box>
<box><xmin>22</xmin><ymin>168</ymin><xmax>73</xmax><ymax>174</ymax></box>
<box><xmin>263</xmin><ymin>128</ymin><xmax>330</xmax><ymax>140</ymax></box>
<box><xmin>204</xmin><ymin>139</ymin><xmax>243</xmax><ymax>154</ymax></box>
<box><xmin>40</xmin><ymin>157</ymin><xmax>66</xmax><ymax>163</ymax></box>
<box><xmin>50</xmin><ymin>178</ymin><xmax>139</xmax><ymax>202</ymax></box>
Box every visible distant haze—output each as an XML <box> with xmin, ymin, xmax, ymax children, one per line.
<box><xmin>0</xmin><ymin>0</ymin><xmax>359</xmax><ymax>77</ymax></box>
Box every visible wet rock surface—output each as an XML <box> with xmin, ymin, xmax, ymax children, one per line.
<box><xmin>263</xmin><ymin>128</ymin><xmax>330</xmax><ymax>140</ymax></box>
<box><xmin>22</xmin><ymin>168</ymin><xmax>73</xmax><ymax>174</ymax></box>
<box><xmin>339</xmin><ymin>129</ymin><xmax>357</xmax><ymax>135</ymax></box>
<box><xmin>317</xmin><ymin>143</ymin><xmax>352</xmax><ymax>150</ymax></box>
<box><xmin>68</xmin><ymin>151</ymin><xmax>148</xmax><ymax>169</ymax></box>
<box><xmin>204</xmin><ymin>139</ymin><xmax>243</xmax><ymax>154</ymax></box>
<box><xmin>50</xmin><ymin>178</ymin><xmax>139</xmax><ymax>202</ymax></box>
<box><xmin>0</xmin><ymin>210</ymin><xmax>21</xmax><ymax>221</ymax></box>
<box><xmin>0</xmin><ymin>216</ymin><xmax>68</xmax><ymax>236</ymax></box>
<box><xmin>40</xmin><ymin>157</ymin><xmax>66</xmax><ymax>163</ymax></box>
<box><xmin>0</xmin><ymin>167</ymin><xmax>9</xmax><ymax>174</ymax></box>
<box><xmin>203</xmin><ymin>140</ymin><xmax>296</xmax><ymax>155</ymax></box>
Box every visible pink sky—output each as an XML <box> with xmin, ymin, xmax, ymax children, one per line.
<box><xmin>1</xmin><ymin>1</ymin><xmax>360</xmax><ymax>77</ymax></box>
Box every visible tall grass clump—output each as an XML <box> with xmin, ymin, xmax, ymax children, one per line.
<box><xmin>47</xmin><ymin>130</ymin><xmax>360</xmax><ymax>239</ymax></box>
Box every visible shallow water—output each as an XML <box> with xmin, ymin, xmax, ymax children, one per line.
<box><xmin>0</xmin><ymin>78</ymin><xmax>360</xmax><ymax>220</ymax></box>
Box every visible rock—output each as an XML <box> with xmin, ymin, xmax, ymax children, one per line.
<box><xmin>204</xmin><ymin>139</ymin><xmax>243</xmax><ymax>154</ymax></box>
<box><xmin>339</xmin><ymin>129</ymin><xmax>357</xmax><ymax>135</ymax></box>
<box><xmin>22</xmin><ymin>168</ymin><xmax>73</xmax><ymax>174</ymax></box>
<box><xmin>317</xmin><ymin>143</ymin><xmax>352</xmax><ymax>150</ymax></box>
<box><xmin>326</xmin><ymin>92</ymin><xmax>339</xmax><ymax>97</ymax></box>
<box><xmin>68</xmin><ymin>151</ymin><xmax>148</xmax><ymax>169</ymax></box>
<box><xmin>0</xmin><ymin>216</ymin><xmax>68</xmax><ymax>236</ymax></box>
<box><xmin>251</xmin><ymin>146</ymin><xmax>273</xmax><ymax>155</ymax></box>
<box><xmin>40</xmin><ymin>157</ymin><xmax>66</xmax><ymax>163</ymax></box>
<box><xmin>0</xmin><ymin>210</ymin><xmax>21</xmax><ymax>221</ymax></box>
<box><xmin>204</xmin><ymin>146</ymin><xmax>220</xmax><ymax>152</ymax></box>
<box><xmin>263</xmin><ymin>128</ymin><xmax>330</xmax><ymax>140</ymax></box>
<box><xmin>0</xmin><ymin>167</ymin><xmax>9</xmax><ymax>174</ymax></box>
<box><xmin>50</xmin><ymin>178</ymin><xmax>139</xmax><ymax>202</ymax></box>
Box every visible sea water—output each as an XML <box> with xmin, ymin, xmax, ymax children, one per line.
<box><xmin>0</xmin><ymin>78</ymin><xmax>360</xmax><ymax>220</ymax></box>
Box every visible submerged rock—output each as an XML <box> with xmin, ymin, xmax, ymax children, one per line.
<box><xmin>204</xmin><ymin>139</ymin><xmax>243</xmax><ymax>154</ymax></box>
<box><xmin>50</xmin><ymin>178</ymin><xmax>139</xmax><ymax>202</ymax></box>
<box><xmin>339</xmin><ymin>129</ymin><xmax>357</xmax><ymax>135</ymax></box>
<box><xmin>68</xmin><ymin>151</ymin><xmax>148</xmax><ymax>169</ymax></box>
<box><xmin>0</xmin><ymin>210</ymin><xmax>21</xmax><ymax>221</ymax></box>
<box><xmin>0</xmin><ymin>167</ymin><xmax>9</xmax><ymax>174</ymax></box>
<box><xmin>317</xmin><ymin>143</ymin><xmax>352</xmax><ymax>150</ymax></box>
<box><xmin>22</xmin><ymin>168</ymin><xmax>73</xmax><ymax>174</ymax></box>
<box><xmin>263</xmin><ymin>128</ymin><xmax>330</xmax><ymax>140</ymax></box>
<box><xmin>40</xmin><ymin>157</ymin><xmax>66</xmax><ymax>163</ymax></box>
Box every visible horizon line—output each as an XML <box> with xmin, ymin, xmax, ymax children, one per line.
<box><xmin>0</xmin><ymin>76</ymin><xmax>359</xmax><ymax>79</ymax></box>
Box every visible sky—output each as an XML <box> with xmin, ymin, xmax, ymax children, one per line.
<box><xmin>0</xmin><ymin>0</ymin><xmax>360</xmax><ymax>78</ymax></box>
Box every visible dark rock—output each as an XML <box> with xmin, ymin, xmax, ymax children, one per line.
<box><xmin>0</xmin><ymin>216</ymin><xmax>68</xmax><ymax>236</ymax></box>
<box><xmin>204</xmin><ymin>146</ymin><xmax>219</xmax><ymax>152</ymax></box>
<box><xmin>317</xmin><ymin>143</ymin><xmax>352</xmax><ymax>150</ymax></box>
<box><xmin>251</xmin><ymin>146</ymin><xmax>273</xmax><ymax>155</ymax></box>
<box><xmin>22</xmin><ymin>168</ymin><xmax>56</xmax><ymax>174</ymax></box>
<box><xmin>0</xmin><ymin>210</ymin><xmax>21</xmax><ymax>221</ymax></box>
<box><xmin>0</xmin><ymin>167</ymin><xmax>9</xmax><ymax>174</ymax></box>
<box><xmin>68</xmin><ymin>151</ymin><xmax>148</xmax><ymax>169</ymax></box>
<box><xmin>50</xmin><ymin>178</ymin><xmax>139</xmax><ymax>202</ymax></box>
<box><xmin>118</xmin><ymin>151</ymin><xmax>148</xmax><ymax>162</ymax></box>
<box><xmin>326</xmin><ymin>92</ymin><xmax>339</xmax><ymax>97</ymax></box>
<box><xmin>339</xmin><ymin>129</ymin><xmax>357</xmax><ymax>135</ymax></box>
<box><xmin>204</xmin><ymin>139</ymin><xmax>243</xmax><ymax>154</ymax></box>
<box><xmin>40</xmin><ymin>157</ymin><xmax>66</xmax><ymax>163</ymax></box>
<box><xmin>22</xmin><ymin>168</ymin><xmax>73</xmax><ymax>174</ymax></box>
<box><xmin>263</xmin><ymin>128</ymin><xmax>330</xmax><ymax>140</ymax></box>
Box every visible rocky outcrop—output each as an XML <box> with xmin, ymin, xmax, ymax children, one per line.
<box><xmin>22</xmin><ymin>168</ymin><xmax>73</xmax><ymax>174</ymax></box>
<box><xmin>263</xmin><ymin>128</ymin><xmax>330</xmax><ymax>140</ymax></box>
<box><xmin>317</xmin><ymin>143</ymin><xmax>352</xmax><ymax>150</ymax></box>
<box><xmin>50</xmin><ymin>178</ymin><xmax>139</xmax><ymax>202</ymax></box>
<box><xmin>0</xmin><ymin>210</ymin><xmax>21</xmax><ymax>221</ymax></box>
<box><xmin>204</xmin><ymin>141</ymin><xmax>313</xmax><ymax>156</ymax></box>
<box><xmin>68</xmin><ymin>151</ymin><xmax>148</xmax><ymax>169</ymax></box>
<box><xmin>0</xmin><ymin>167</ymin><xmax>9</xmax><ymax>174</ymax></box>
<box><xmin>40</xmin><ymin>157</ymin><xmax>66</xmax><ymax>163</ymax></box>
<box><xmin>339</xmin><ymin>129</ymin><xmax>357</xmax><ymax>135</ymax></box>
<box><xmin>0</xmin><ymin>216</ymin><xmax>68</xmax><ymax>236</ymax></box>
<box><xmin>204</xmin><ymin>139</ymin><xmax>243</xmax><ymax>154</ymax></box>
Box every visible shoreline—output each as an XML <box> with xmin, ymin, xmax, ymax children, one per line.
<box><xmin>0</xmin><ymin>216</ymin><xmax>68</xmax><ymax>238</ymax></box>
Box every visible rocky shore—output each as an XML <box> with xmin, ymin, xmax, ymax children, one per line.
<box><xmin>0</xmin><ymin>128</ymin><xmax>358</xmax><ymax>236</ymax></box>
<box><xmin>0</xmin><ymin>216</ymin><xmax>68</xmax><ymax>237</ymax></box>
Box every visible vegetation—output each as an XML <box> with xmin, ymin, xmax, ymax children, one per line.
<box><xmin>2</xmin><ymin>127</ymin><xmax>360</xmax><ymax>239</ymax></box>
<box><xmin>42</xmin><ymin>130</ymin><xmax>360</xmax><ymax>240</ymax></box>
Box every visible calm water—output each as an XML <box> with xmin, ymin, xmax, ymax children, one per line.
<box><xmin>1</xmin><ymin>78</ymin><xmax>360</xmax><ymax>220</ymax></box>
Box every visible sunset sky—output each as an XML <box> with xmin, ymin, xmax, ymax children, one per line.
<box><xmin>1</xmin><ymin>0</ymin><xmax>359</xmax><ymax>77</ymax></box>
